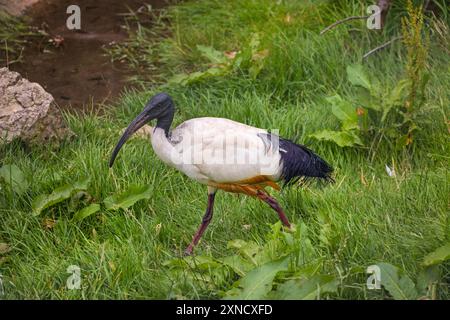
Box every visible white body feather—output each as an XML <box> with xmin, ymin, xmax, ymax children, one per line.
<box><xmin>149</xmin><ymin>117</ymin><xmax>283</xmax><ymax>185</ymax></box>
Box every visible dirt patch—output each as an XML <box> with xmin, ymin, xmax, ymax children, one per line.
<box><xmin>0</xmin><ymin>0</ymin><xmax>41</xmax><ymax>16</ymax></box>
<box><xmin>7</xmin><ymin>0</ymin><xmax>166</xmax><ymax>111</ymax></box>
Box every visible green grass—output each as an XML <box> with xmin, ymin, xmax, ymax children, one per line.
<box><xmin>1</xmin><ymin>0</ymin><xmax>449</xmax><ymax>299</ymax></box>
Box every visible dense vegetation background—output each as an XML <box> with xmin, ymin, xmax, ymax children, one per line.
<box><xmin>0</xmin><ymin>0</ymin><xmax>449</xmax><ymax>299</ymax></box>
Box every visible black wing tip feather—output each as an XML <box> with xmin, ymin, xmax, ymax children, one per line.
<box><xmin>279</xmin><ymin>138</ymin><xmax>334</xmax><ymax>185</ymax></box>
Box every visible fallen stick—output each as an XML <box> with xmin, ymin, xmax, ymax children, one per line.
<box><xmin>320</xmin><ymin>15</ymin><xmax>369</xmax><ymax>35</ymax></box>
<box><xmin>363</xmin><ymin>36</ymin><xmax>403</xmax><ymax>59</ymax></box>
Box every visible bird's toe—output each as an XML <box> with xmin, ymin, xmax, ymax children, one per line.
<box><xmin>183</xmin><ymin>246</ymin><xmax>194</xmax><ymax>257</ymax></box>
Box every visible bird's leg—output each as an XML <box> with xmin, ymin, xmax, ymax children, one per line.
<box><xmin>256</xmin><ymin>190</ymin><xmax>291</xmax><ymax>228</ymax></box>
<box><xmin>184</xmin><ymin>190</ymin><xmax>216</xmax><ymax>256</ymax></box>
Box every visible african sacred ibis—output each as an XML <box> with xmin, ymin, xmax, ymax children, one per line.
<box><xmin>109</xmin><ymin>93</ymin><xmax>333</xmax><ymax>255</ymax></box>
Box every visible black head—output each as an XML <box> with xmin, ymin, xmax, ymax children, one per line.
<box><xmin>109</xmin><ymin>93</ymin><xmax>175</xmax><ymax>167</ymax></box>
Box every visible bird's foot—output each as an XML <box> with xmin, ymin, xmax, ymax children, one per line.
<box><xmin>183</xmin><ymin>245</ymin><xmax>194</xmax><ymax>257</ymax></box>
<box><xmin>284</xmin><ymin>223</ymin><xmax>296</xmax><ymax>233</ymax></box>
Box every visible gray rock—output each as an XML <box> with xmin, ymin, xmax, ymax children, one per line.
<box><xmin>0</xmin><ymin>67</ymin><xmax>73</xmax><ymax>144</ymax></box>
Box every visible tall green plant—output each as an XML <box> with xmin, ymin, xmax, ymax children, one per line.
<box><xmin>400</xmin><ymin>0</ymin><xmax>430</xmax><ymax>146</ymax></box>
<box><xmin>168</xmin><ymin>33</ymin><xmax>269</xmax><ymax>86</ymax></box>
<box><xmin>311</xmin><ymin>1</ymin><xmax>431</xmax><ymax>151</ymax></box>
<box><xmin>311</xmin><ymin>64</ymin><xmax>410</xmax><ymax>148</ymax></box>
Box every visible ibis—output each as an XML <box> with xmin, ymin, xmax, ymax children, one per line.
<box><xmin>109</xmin><ymin>93</ymin><xmax>333</xmax><ymax>255</ymax></box>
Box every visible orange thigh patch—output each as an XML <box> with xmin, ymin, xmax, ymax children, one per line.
<box><xmin>208</xmin><ymin>176</ymin><xmax>280</xmax><ymax>197</ymax></box>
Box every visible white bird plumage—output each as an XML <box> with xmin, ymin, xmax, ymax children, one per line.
<box><xmin>110</xmin><ymin>93</ymin><xmax>333</xmax><ymax>255</ymax></box>
<box><xmin>150</xmin><ymin>117</ymin><xmax>282</xmax><ymax>185</ymax></box>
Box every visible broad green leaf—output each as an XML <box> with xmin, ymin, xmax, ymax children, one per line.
<box><xmin>227</xmin><ymin>239</ymin><xmax>261</xmax><ymax>265</ymax></box>
<box><xmin>0</xmin><ymin>164</ymin><xmax>29</xmax><ymax>195</ymax></box>
<box><xmin>423</xmin><ymin>243</ymin><xmax>450</xmax><ymax>266</ymax></box>
<box><xmin>168</xmin><ymin>72</ymin><xmax>190</xmax><ymax>85</ymax></box>
<box><xmin>72</xmin><ymin>203</ymin><xmax>101</xmax><ymax>222</ymax></box>
<box><xmin>227</xmin><ymin>239</ymin><xmax>251</xmax><ymax>250</ymax></box>
<box><xmin>396</xmin><ymin>133</ymin><xmax>413</xmax><ymax>147</ymax></box>
<box><xmin>355</xmin><ymin>87</ymin><xmax>381</xmax><ymax>111</ymax></box>
<box><xmin>310</xmin><ymin>130</ymin><xmax>363</xmax><ymax>147</ymax></box>
<box><xmin>32</xmin><ymin>190</ymin><xmax>71</xmax><ymax>216</ymax></box>
<box><xmin>290</xmin><ymin>264</ymin><xmax>324</xmax><ymax>279</ymax></box>
<box><xmin>326</xmin><ymin>95</ymin><xmax>358</xmax><ymax>130</ymax></box>
<box><xmin>73</xmin><ymin>177</ymin><xmax>91</xmax><ymax>190</ymax></box>
<box><xmin>223</xmin><ymin>257</ymin><xmax>289</xmax><ymax>300</ymax></box>
<box><xmin>202</xmin><ymin>67</ymin><xmax>228</xmax><ymax>77</ymax></box>
<box><xmin>104</xmin><ymin>184</ymin><xmax>152</xmax><ymax>211</ymax></box>
<box><xmin>416</xmin><ymin>265</ymin><xmax>440</xmax><ymax>297</ymax></box>
<box><xmin>383</xmin><ymin>79</ymin><xmax>411</xmax><ymax>122</ymax></box>
<box><xmin>69</xmin><ymin>191</ymin><xmax>91</xmax><ymax>213</ymax></box>
<box><xmin>347</xmin><ymin>64</ymin><xmax>372</xmax><ymax>91</ymax></box>
<box><xmin>185</xmin><ymin>256</ymin><xmax>223</xmax><ymax>270</ymax></box>
<box><xmin>219</xmin><ymin>255</ymin><xmax>255</xmax><ymax>277</ymax></box>
<box><xmin>162</xmin><ymin>256</ymin><xmax>229</xmax><ymax>286</ymax></box>
<box><xmin>386</xmin><ymin>79</ymin><xmax>410</xmax><ymax>107</ymax></box>
<box><xmin>177</xmin><ymin>71</ymin><xmax>206</xmax><ymax>85</ymax></box>
<box><xmin>168</xmin><ymin>67</ymin><xmax>228</xmax><ymax>86</ymax></box>
<box><xmin>269</xmin><ymin>275</ymin><xmax>338</xmax><ymax>300</ymax></box>
<box><xmin>196</xmin><ymin>45</ymin><xmax>227</xmax><ymax>64</ymax></box>
<box><xmin>249</xmin><ymin>63</ymin><xmax>264</xmax><ymax>79</ymax></box>
<box><xmin>377</xmin><ymin>262</ymin><xmax>418</xmax><ymax>300</ymax></box>
<box><xmin>163</xmin><ymin>256</ymin><xmax>220</xmax><ymax>268</ymax></box>
<box><xmin>31</xmin><ymin>177</ymin><xmax>91</xmax><ymax>216</ymax></box>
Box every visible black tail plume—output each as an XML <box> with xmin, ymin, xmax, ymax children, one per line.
<box><xmin>279</xmin><ymin>138</ymin><xmax>334</xmax><ymax>184</ymax></box>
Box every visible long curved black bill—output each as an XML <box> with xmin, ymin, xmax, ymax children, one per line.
<box><xmin>109</xmin><ymin>111</ymin><xmax>152</xmax><ymax>167</ymax></box>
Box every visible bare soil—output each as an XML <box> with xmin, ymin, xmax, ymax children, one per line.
<box><xmin>0</xmin><ymin>0</ymin><xmax>41</xmax><ymax>16</ymax></box>
<box><xmin>7</xmin><ymin>0</ymin><xmax>166</xmax><ymax>111</ymax></box>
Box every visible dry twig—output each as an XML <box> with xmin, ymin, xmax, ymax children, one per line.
<box><xmin>320</xmin><ymin>15</ymin><xmax>369</xmax><ymax>35</ymax></box>
<box><xmin>363</xmin><ymin>36</ymin><xmax>402</xmax><ymax>59</ymax></box>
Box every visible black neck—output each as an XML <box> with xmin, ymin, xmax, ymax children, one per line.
<box><xmin>156</xmin><ymin>104</ymin><xmax>175</xmax><ymax>137</ymax></box>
